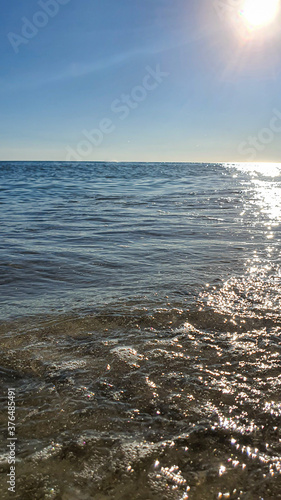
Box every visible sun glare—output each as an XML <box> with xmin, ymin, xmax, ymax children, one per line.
<box><xmin>241</xmin><ymin>0</ymin><xmax>279</xmax><ymax>28</ymax></box>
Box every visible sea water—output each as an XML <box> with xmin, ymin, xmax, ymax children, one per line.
<box><xmin>0</xmin><ymin>162</ymin><xmax>280</xmax><ymax>499</ymax></box>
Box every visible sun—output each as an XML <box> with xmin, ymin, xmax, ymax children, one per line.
<box><xmin>241</xmin><ymin>0</ymin><xmax>279</xmax><ymax>28</ymax></box>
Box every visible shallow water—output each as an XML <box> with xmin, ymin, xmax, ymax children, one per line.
<box><xmin>0</xmin><ymin>162</ymin><xmax>281</xmax><ymax>499</ymax></box>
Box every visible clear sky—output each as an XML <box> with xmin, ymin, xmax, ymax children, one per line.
<box><xmin>1</xmin><ymin>0</ymin><xmax>281</xmax><ymax>162</ymax></box>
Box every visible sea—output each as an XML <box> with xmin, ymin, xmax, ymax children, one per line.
<box><xmin>0</xmin><ymin>161</ymin><xmax>281</xmax><ymax>500</ymax></box>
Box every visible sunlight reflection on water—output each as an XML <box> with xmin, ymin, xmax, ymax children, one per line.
<box><xmin>227</xmin><ymin>162</ymin><xmax>281</xmax><ymax>220</ymax></box>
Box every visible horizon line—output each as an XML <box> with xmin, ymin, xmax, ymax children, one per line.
<box><xmin>1</xmin><ymin>160</ymin><xmax>280</xmax><ymax>165</ymax></box>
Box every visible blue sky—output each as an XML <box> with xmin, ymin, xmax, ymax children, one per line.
<box><xmin>1</xmin><ymin>0</ymin><xmax>281</xmax><ymax>162</ymax></box>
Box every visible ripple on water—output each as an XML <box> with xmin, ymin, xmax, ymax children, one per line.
<box><xmin>0</xmin><ymin>300</ymin><xmax>281</xmax><ymax>499</ymax></box>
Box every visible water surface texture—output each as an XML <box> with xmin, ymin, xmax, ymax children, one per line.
<box><xmin>0</xmin><ymin>162</ymin><xmax>281</xmax><ymax>499</ymax></box>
